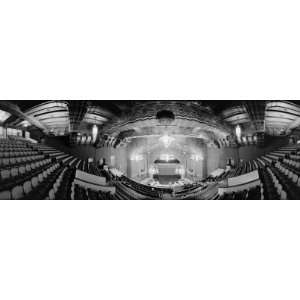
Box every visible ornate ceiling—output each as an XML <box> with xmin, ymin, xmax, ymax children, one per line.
<box><xmin>1</xmin><ymin>100</ymin><xmax>300</xmax><ymax>142</ymax></box>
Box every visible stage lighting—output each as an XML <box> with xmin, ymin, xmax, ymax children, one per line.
<box><xmin>160</xmin><ymin>154</ymin><xmax>174</xmax><ymax>162</ymax></box>
<box><xmin>131</xmin><ymin>154</ymin><xmax>143</xmax><ymax>161</ymax></box>
<box><xmin>92</xmin><ymin>125</ymin><xmax>98</xmax><ymax>142</ymax></box>
<box><xmin>149</xmin><ymin>166</ymin><xmax>158</xmax><ymax>175</ymax></box>
<box><xmin>235</xmin><ymin>125</ymin><xmax>242</xmax><ymax>140</ymax></box>
<box><xmin>159</xmin><ymin>134</ymin><xmax>175</xmax><ymax>148</ymax></box>
<box><xmin>191</xmin><ymin>154</ymin><xmax>203</xmax><ymax>161</ymax></box>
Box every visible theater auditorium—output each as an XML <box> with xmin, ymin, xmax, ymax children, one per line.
<box><xmin>0</xmin><ymin>100</ymin><xmax>300</xmax><ymax>200</ymax></box>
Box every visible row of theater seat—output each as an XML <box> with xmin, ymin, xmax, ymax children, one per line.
<box><xmin>119</xmin><ymin>176</ymin><xmax>162</xmax><ymax>199</ymax></box>
<box><xmin>0</xmin><ymin>149</ymin><xmax>36</xmax><ymax>156</ymax></box>
<box><xmin>258</xmin><ymin>168</ymin><xmax>280</xmax><ymax>200</ymax></box>
<box><xmin>0</xmin><ymin>162</ymin><xmax>61</xmax><ymax>200</ymax></box>
<box><xmin>270</xmin><ymin>165</ymin><xmax>300</xmax><ymax>200</ymax></box>
<box><xmin>1</xmin><ymin>136</ymin><xmax>299</xmax><ymax>199</ymax></box>
<box><xmin>54</xmin><ymin>168</ymin><xmax>76</xmax><ymax>200</ymax></box>
<box><xmin>23</xmin><ymin>164</ymin><xmax>65</xmax><ymax>200</ymax></box>
<box><xmin>218</xmin><ymin>186</ymin><xmax>262</xmax><ymax>200</ymax></box>
<box><xmin>0</xmin><ymin>154</ymin><xmax>44</xmax><ymax>168</ymax></box>
<box><xmin>175</xmin><ymin>182</ymin><xmax>207</xmax><ymax>197</ymax></box>
<box><xmin>72</xmin><ymin>184</ymin><xmax>115</xmax><ymax>200</ymax></box>
<box><xmin>0</xmin><ymin>149</ymin><xmax>32</xmax><ymax>155</ymax></box>
<box><xmin>0</xmin><ymin>137</ymin><xmax>85</xmax><ymax>200</ymax></box>
<box><xmin>214</xmin><ymin>145</ymin><xmax>300</xmax><ymax>200</ymax></box>
<box><xmin>0</xmin><ymin>158</ymin><xmax>52</xmax><ymax>188</ymax></box>
<box><xmin>113</xmin><ymin>182</ymin><xmax>135</xmax><ymax>200</ymax></box>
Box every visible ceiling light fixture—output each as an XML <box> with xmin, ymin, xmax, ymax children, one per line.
<box><xmin>235</xmin><ymin>125</ymin><xmax>242</xmax><ymax>139</ymax></box>
<box><xmin>159</xmin><ymin>134</ymin><xmax>175</xmax><ymax>148</ymax></box>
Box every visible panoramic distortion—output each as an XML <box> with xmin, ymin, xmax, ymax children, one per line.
<box><xmin>0</xmin><ymin>100</ymin><xmax>300</xmax><ymax>200</ymax></box>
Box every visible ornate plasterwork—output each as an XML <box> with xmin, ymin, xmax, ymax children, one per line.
<box><xmin>101</xmin><ymin>101</ymin><xmax>232</xmax><ymax>142</ymax></box>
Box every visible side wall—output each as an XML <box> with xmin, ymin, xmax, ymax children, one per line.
<box><xmin>206</xmin><ymin>136</ymin><xmax>290</xmax><ymax>175</ymax></box>
<box><xmin>45</xmin><ymin>136</ymin><xmax>128</xmax><ymax>175</ymax></box>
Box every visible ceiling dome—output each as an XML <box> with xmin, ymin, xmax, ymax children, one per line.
<box><xmin>156</xmin><ymin>110</ymin><xmax>175</xmax><ymax>125</ymax></box>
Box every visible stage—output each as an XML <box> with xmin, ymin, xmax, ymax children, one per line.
<box><xmin>153</xmin><ymin>174</ymin><xmax>181</xmax><ymax>185</ymax></box>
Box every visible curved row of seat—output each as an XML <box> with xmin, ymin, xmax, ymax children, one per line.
<box><xmin>215</xmin><ymin>145</ymin><xmax>300</xmax><ymax>200</ymax></box>
<box><xmin>0</xmin><ymin>162</ymin><xmax>60</xmax><ymax>200</ymax></box>
<box><xmin>218</xmin><ymin>186</ymin><xmax>262</xmax><ymax>200</ymax></box>
<box><xmin>0</xmin><ymin>149</ymin><xmax>36</xmax><ymax>157</ymax></box>
<box><xmin>0</xmin><ymin>154</ymin><xmax>45</xmax><ymax>168</ymax></box>
<box><xmin>54</xmin><ymin>168</ymin><xmax>76</xmax><ymax>200</ymax></box>
<box><xmin>0</xmin><ymin>137</ymin><xmax>85</xmax><ymax>200</ymax></box>
<box><xmin>0</xmin><ymin>158</ymin><xmax>52</xmax><ymax>189</ymax></box>
<box><xmin>259</xmin><ymin>168</ymin><xmax>280</xmax><ymax>200</ymax></box>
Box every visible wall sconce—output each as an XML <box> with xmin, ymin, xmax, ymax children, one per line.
<box><xmin>130</xmin><ymin>154</ymin><xmax>144</xmax><ymax>161</ymax></box>
<box><xmin>191</xmin><ymin>154</ymin><xmax>203</xmax><ymax>161</ymax></box>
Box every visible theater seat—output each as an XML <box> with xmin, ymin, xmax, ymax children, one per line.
<box><xmin>31</xmin><ymin>177</ymin><xmax>38</xmax><ymax>188</ymax></box>
<box><xmin>292</xmin><ymin>174</ymin><xmax>298</xmax><ymax>183</ymax></box>
<box><xmin>23</xmin><ymin>181</ymin><xmax>32</xmax><ymax>194</ymax></box>
<box><xmin>19</xmin><ymin>166</ymin><xmax>26</xmax><ymax>175</ymax></box>
<box><xmin>280</xmin><ymin>190</ymin><xmax>287</xmax><ymax>200</ymax></box>
<box><xmin>11</xmin><ymin>168</ymin><xmax>18</xmax><ymax>177</ymax></box>
<box><xmin>1</xmin><ymin>169</ymin><xmax>10</xmax><ymax>180</ymax></box>
<box><xmin>11</xmin><ymin>186</ymin><xmax>24</xmax><ymax>200</ymax></box>
<box><xmin>49</xmin><ymin>189</ymin><xmax>55</xmax><ymax>200</ymax></box>
<box><xmin>38</xmin><ymin>173</ymin><xmax>44</xmax><ymax>183</ymax></box>
<box><xmin>0</xmin><ymin>190</ymin><xmax>11</xmax><ymax>200</ymax></box>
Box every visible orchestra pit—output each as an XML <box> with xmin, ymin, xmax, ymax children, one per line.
<box><xmin>0</xmin><ymin>100</ymin><xmax>300</xmax><ymax>200</ymax></box>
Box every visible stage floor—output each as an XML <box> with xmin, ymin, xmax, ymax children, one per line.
<box><xmin>154</xmin><ymin>175</ymin><xmax>181</xmax><ymax>185</ymax></box>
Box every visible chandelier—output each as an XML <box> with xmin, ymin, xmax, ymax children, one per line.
<box><xmin>159</xmin><ymin>134</ymin><xmax>175</xmax><ymax>148</ymax></box>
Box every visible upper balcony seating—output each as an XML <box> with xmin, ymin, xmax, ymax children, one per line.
<box><xmin>269</xmin><ymin>165</ymin><xmax>300</xmax><ymax>200</ymax></box>
<box><xmin>255</xmin><ymin>158</ymin><xmax>266</xmax><ymax>168</ymax></box>
<box><xmin>0</xmin><ymin>161</ymin><xmax>61</xmax><ymax>200</ymax></box>
<box><xmin>77</xmin><ymin>160</ymin><xmax>89</xmax><ymax>173</ymax></box>
<box><xmin>62</xmin><ymin>156</ymin><xmax>74</xmax><ymax>165</ymax></box>
<box><xmin>258</xmin><ymin>168</ymin><xmax>280</xmax><ymax>200</ymax></box>
<box><xmin>74</xmin><ymin>184</ymin><xmax>88</xmax><ymax>200</ymax></box>
<box><xmin>282</xmin><ymin>158</ymin><xmax>300</xmax><ymax>171</ymax></box>
<box><xmin>212</xmin><ymin>145</ymin><xmax>300</xmax><ymax>200</ymax></box>
<box><xmin>289</xmin><ymin>154</ymin><xmax>300</xmax><ymax>162</ymax></box>
<box><xmin>0</xmin><ymin>154</ymin><xmax>44</xmax><ymax>168</ymax></box>
<box><xmin>0</xmin><ymin>158</ymin><xmax>52</xmax><ymax>193</ymax></box>
<box><xmin>261</xmin><ymin>156</ymin><xmax>272</xmax><ymax>165</ymax></box>
<box><xmin>265</xmin><ymin>154</ymin><xmax>280</xmax><ymax>161</ymax></box>
<box><xmin>21</xmin><ymin>163</ymin><xmax>64</xmax><ymax>200</ymax></box>
<box><xmin>54</xmin><ymin>168</ymin><xmax>76</xmax><ymax>200</ymax></box>
<box><xmin>0</xmin><ymin>149</ymin><xmax>39</xmax><ymax>157</ymax></box>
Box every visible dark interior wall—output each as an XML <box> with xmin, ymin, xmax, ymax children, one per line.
<box><xmin>96</xmin><ymin>146</ymin><xmax>128</xmax><ymax>175</ymax></box>
<box><xmin>45</xmin><ymin>136</ymin><xmax>96</xmax><ymax>159</ymax></box>
<box><xmin>45</xmin><ymin>136</ymin><xmax>128</xmax><ymax>174</ymax></box>
<box><xmin>206</xmin><ymin>135</ymin><xmax>290</xmax><ymax>174</ymax></box>
<box><xmin>206</xmin><ymin>146</ymin><xmax>235</xmax><ymax>175</ymax></box>
<box><xmin>30</xmin><ymin>129</ymin><xmax>44</xmax><ymax>142</ymax></box>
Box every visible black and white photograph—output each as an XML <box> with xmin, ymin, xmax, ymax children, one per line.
<box><xmin>1</xmin><ymin>0</ymin><xmax>300</xmax><ymax>299</ymax></box>
<box><xmin>0</xmin><ymin>100</ymin><xmax>300</xmax><ymax>200</ymax></box>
